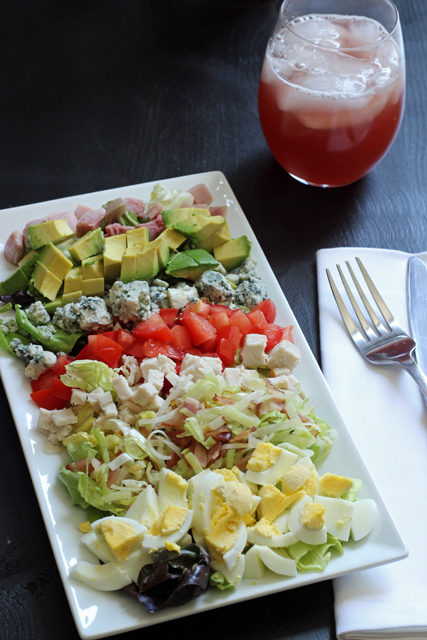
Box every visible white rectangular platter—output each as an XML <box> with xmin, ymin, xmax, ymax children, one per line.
<box><xmin>0</xmin><ymin>171</ymin><xmax>407</xmax><ymax>639</ymax></box>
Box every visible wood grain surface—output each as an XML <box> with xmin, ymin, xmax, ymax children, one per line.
<box><xmin>0</xmin><ymin>0</ymin><xmax>423</xmax><ymax>638</ymax></box>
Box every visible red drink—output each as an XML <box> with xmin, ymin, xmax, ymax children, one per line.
<box><xmin>258</xmin><ymin>14</ymin><xmax>405</xmax><ymax>187</ymax></box>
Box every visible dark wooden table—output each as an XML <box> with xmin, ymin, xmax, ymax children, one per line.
<box><xmin>0</xmin><ymin>1</ymin><xmax>424</xmax><ymax>638</ymax></box>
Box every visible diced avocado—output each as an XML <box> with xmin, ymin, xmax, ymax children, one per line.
<box><xmin>82</xmin><ymin>255</ymin><xmax>104</xmax><ymax>280</ymax></box>
<box><xmin>32</xmin><ymin>262</ymin><xmax>63</xmax><ymax>301</ymax></box>
<box><xmin>0</xmin><ymin>268</ymin><xmax>29</xmax><ymax>296</ymax></box>
<box><xmin>214</xmin><ymin>235</ymin><xmax>252</xmax><ymax>271</ymax></box>
<box><xmin>44</xmin><ymin>298</ymin><xmax>63</xmax><ymax>313</ymax></box>
<box><xmin>136</xmin><ymin>246</ymin><xmax>159</xmax><ymax>281</ymax></box>
<box><xmin>82</xmin><ymin>278</ymin><xmax>104</xmax><ymax>297</ymax></box>
<box><xmin>18</xmin><ymin>250</ymin><xmax>38</xmax><ymax>268</ymax></box>
<box><xmin>27</xmin><ymin>220</ymin><xmax>74</xmax><ymax>250</ymax></box>
<box><xmin>103</xmin><ymin>234</ymin><xmax>127</xmax><ymax>282</ymax></box>
<box><xmin>155</xmin><ymin>227</ymin><xmax>187</xmax><ymax>250</ymax></box>
<box><xmin>63</xmin><ymin>267</ymin><xmax>83</xmax><ymax>294</ymax></box>
<box><xmin>19</xmin><ymin>252</ymin><xmax>40</xmax><ymax>279</ymax></box>
<box><xmin>195</xmin><ymin>221</ymin><xmax>231</xmax><ymax>253</ymax></box>
<box><xmin>126</xmin><ymin>227</ymin><xmax>150</xmax><ymax>248</ymax></box>
<box><xmin>62</xmin><ymin>290</ymin><xmax>82</xmax><ymax>305</ymax></box>
<box><xmin>162</xmin><ymin>207</ymin><xmax>210</xmax><ymax>228</ymax></box>
<box><xmin>166</xmin><ymin>248</ymin><xmax>219</xmax><ymax>281</ymax></box>
<box><xmin>55</xmin><ymin>236</ymin><xmax>79</xmax><ymax>264</ymax></box>
<box><xmin>174</xmin><ymin>214</ymin><xmax>225</xmax><ymax>244</ymax></box>
<box><xmin>153</xmin><ymin>238</ymin><xmax>170</xmax><ymax>270</ymax></box>
<box><xmin>37</xmin><ymin>243</ymin><xmax>73</xmax><ymax>281</ymax></box>
<box><xmin>68</xmin><ymin>228</ymin><xmax>103</xmax><ymax>263</ymax></box>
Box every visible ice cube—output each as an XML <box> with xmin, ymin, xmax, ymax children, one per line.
<box><xmin>346</xmin><ymin>17</ymin><xmax>383</xmax><ymax>48</ymax></box>
<box><xmin>290</xmin><ymin>16</ymin><xmax>348</xmax><ymax>48</ymax></box>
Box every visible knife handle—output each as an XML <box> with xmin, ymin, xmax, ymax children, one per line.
<box><xmin>401</xmin><ymin>357</ymin><xmax>427</xmax><ymax>398</ymax></box>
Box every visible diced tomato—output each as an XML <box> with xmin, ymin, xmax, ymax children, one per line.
<box><xmin>228</xmin><ymin>308</ymin><xmax>252</xmax><ymax>334</ymax></box>
<box><xmin>182</xmin><ymin>300</ymin><xmax>211</xmax><ymax>317</ymax></box>
<box><xmin>30</xmin><ymin>368</ymin><xmax>57</xmax><ymax>393</ymax></box>
<box><xmin>30</xmin><ymin>388</ymin><xmax>69</xmax><ymax>410</ymax></box>
<box><xmin>116</xmin><ymin>328</ymin><xmax>136</xmax><ymax>353</ymax></box>
<box><xmin>186</xmin><ymin>347</ymin><xmax>202</xmax><ymax>356</ymax></box>
<box><xmin>128</xmin><ymin>338</ymin><xmax>146</xmax><ymax>358</ymax></box>
<box><xmin>264</xmin><ymin>323</ymin><xmax>284</xmax><ymax>351</ymax></box>
<box><xmin>185</xmin><ymin>312</ymin><xmax>217</xmax><ymax>346</ymax></box>
<box><xmin>74</xmin><ymin>344</ymin><xmax>94</xmax><ymax>360</ymax></box>
<box><xmin>281</xmin><ymin>325</ymin><xmax>295</xmax><ymax>344</ymax></box>
<box><xmin>170</xmin><ymin>325</ymin><xmax>192</xmax><ymax>351</ymax></box>
<box><xmin>251</xmin><ymin>298</ymin><xmax>277</xmax><ymax>324</ymax></box>
<box><xmin>217</xmin><ymin>325</ymin><xmax>242</xmax><ymax>347</ymax></box>
<box><xmin>52</xmin><ymin>354</ymin><xmax>74</xmax><ymax>377</ymax></box>
<box><xmin>159</xmin><ymin>308</ymin><xmax>179</xmax><ymax>326</ymax></box>
<box><xmin>142</xmin><ymin>339</ymin><xmax>184</xmax><ymax>360</ymax></box>
<box><xmin>210</xmin><ymin>311</ymin><xmax>230</xmax><ymax>331</ymax></box>
<box><xmin>216</xmin><ymin>338</ymin><xmax>237</xmax><ymax>366</ymax></box>
<box><xmin>209</xmin><ymin>304</ymin><xmax>232</xmax><ymax>315</ymax></box>
<box><xmin>88</xmin><ymin>334</ymin><xmax>123</xmax><ymax>367</ymax></box>
<box><xmin>132</xmin><ymin>313</ymin><xmax>173</xmax><ymax>342</ymax></box>
<box><xmin>101</xmin><ymin>330</ymin><xmax>118</xmax><ymax>341</ymax></box>
<box><xmin>199</xmin><ymin>336</ymin><xmax>218</xmax><ymax>353</ymax></box>
<box><xmin>51</xmin><ymin>378</ymin><xmax>73</xmax><ymax>401</ymax></box>
<box><xmin>247</xmin><ymin>309</ymin><xmax>268</xmax><ymax>328</ymax></box>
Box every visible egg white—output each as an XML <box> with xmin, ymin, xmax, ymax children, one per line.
<box><xmin>243</xmin><ymin>545</ymin><xmax>266</xmax><ymax>579</ymax></box>
<box><xmin>70</xmin><ymin>560</ymin><xmax>132</xmax><ymax>591</ymax></box>
<box><xmin>254</xmin><ymin>545</ymin><xmax>297</xmax><ymax>577</ymax></box>
<box><xmin>314</xmin><ymin>495</ymin><xmax>354</xmax><ymax>541</ymax></box>
<box><xmin>125</xmin><ymin>485</ymin><xmax>160</xmax><ymax>528</ymax></box>
<box><xmin>142</xmin><ymin>508</ymin><xmax>193</xmax><ymax>550</ymax></box>
<box><xmin>245</xmin><ymin>449</ymin><xmax>298</xmax><ymax>486</ymax></box>
<box><xmin>247</xmin><ymin>528</ymin><xmax>297</xmax><ymax>548</ymax></box>
<box><xmin>222</xmin><ymin>519</ymin><xmax>247</xmax><ymax>570</ymax></box>
<box><xmin>211</xmin><ymin>554</ymin><xmax>245</xmax><ymax>588</ymax></box>
<box><xmin>351</xmin><ymin>498</ymin><xmax>377</xmax><ymax>541</ymax></box>
<box><xmin>288</xmin><ymin>495</ymin><xmax>328</xmax><ymax>545</ymax></box>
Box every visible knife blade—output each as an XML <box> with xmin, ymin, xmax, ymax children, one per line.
<box><xmin>408</xmin><ymin>256</ymin><xmax>427</xmax><ymax>376</ymax></box>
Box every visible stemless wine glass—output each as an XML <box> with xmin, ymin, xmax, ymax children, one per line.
<box><xmin>258</xmin><ymin>0</ymin><xmax>405</xmax><ymax>187</ymax></box>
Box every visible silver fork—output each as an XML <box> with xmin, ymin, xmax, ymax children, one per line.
<box><xmin>327</xmin><ymin>257</ymin><xmax>427</xmax><ymax>398</ymax></box>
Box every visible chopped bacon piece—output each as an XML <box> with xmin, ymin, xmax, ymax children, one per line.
<box><xmin>106</xmin><ymin>468</ymin><xmax>121</xmax><ymax>488</ymax></box>
<box><xmin>193</xmin><ymin>442</ymin><xmax>207</xmax><ymax>467</ymax></box>
<box><xmin>213</xmin><ymin>394</ymin><xmax>236</xmax><ymax>406</ymax></box>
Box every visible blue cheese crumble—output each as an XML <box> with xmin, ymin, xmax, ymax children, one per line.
<box><xmin>195</xmin><ymin>270</ymin><xmax>234</xmax><ymax>305</ymax></box>
<box><xmin>53</xmin><ymin>296</ymin><xmax>112</xmax><ymax>334</ymax></box>
<box><xmin>107</xmin><ymin>281</ymin><xmax>151</xmax><ymax>324</ymax></box>
<box><xmin>150</xmin><ymin>280</ymin><xmax>170</xmax><ymax>313</ymax></box>
<box><xmin>167</xmin><ymin>283</ymin><xmax>198</xmax><ymax>310</ymax></box>
<box><xmin>234</xmin><ymin>275</ymin><xmax>267</xmax><ymax>309</ymax></box>
<box><xmin>10</xmin><ymin>338</ymin><xmax>57</xmax><ymax>380</ymax></box>
<box><xmin>27</xmin><ymin>301</ymin><xmax>51</xmax><ymax>326</ymax></box>
<box><xmin>0</xmin><ymin>317</ymin><xmax>20</xmax><ymax>334</ymax></box>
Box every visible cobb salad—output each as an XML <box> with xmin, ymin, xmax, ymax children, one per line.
<box><xmin>0</xmin><ymin>180</ymin><xmax>377</xmax><ymax>613</ymax></box>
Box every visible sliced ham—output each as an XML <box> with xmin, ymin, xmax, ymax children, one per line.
<box><xmin>76</xmin><ymin>208</ymin><xmax>106</xmax><ymax>238</ymax></box>
<box><xmin>104</xmin><ymin>213</ymin><xmax>165</xmax><ymax>241</ymax></box>
<box><xmin>209</xmin><ymin>205</ymin><xmax>228</xmax><ymax>217</ymax></box>
<box><xmin>123</xmin><ymin>197</ymin><xmax>146</xmax><ymax>218</ymax></box>
<box><xmin>4</xmin><ymin>231</ymin><xmax>26</xmax><ymax>265</ymax></box>
<box><xmin>189</xmin><ymin>183</ymin><xmax>213</xmax><ymax>206</ymax></box>
<box><xmin>145</xmin><ymin>202</ymin><xmax>163</xmax><ymax>220</ymax></box>
<box><xmin>74</xmin><ymin>204</ymin><xmax>92</xmax><ymax>220</ymax></box>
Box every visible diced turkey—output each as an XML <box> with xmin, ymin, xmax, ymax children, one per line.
<box><xmin>4</xmin><ymin>230</ymin><xmax>25</xmax><ymax>265</ymax></box>
<box><xmin>189</xmin><ymin>183</ymin><xmax>213</xmax><ymax>206</ymax></box>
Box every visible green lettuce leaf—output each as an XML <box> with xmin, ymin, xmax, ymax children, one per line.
<box><xmin>209</xmin><ymin>571</ymin><xmax>235</xmax><ymax>591</ymax></box>
<box><xmin>287</xmin><ymin>534</ymin><xmax>344</xmax><ymax>571</ymax></box>
<box><xmin>148</xmin><ymin>182</ymin><xmax>194</xmax><ymax>211</ymax></box>
<box><xmin>0</xmin><ymin>330</ymin><xmax>32</xmax><ymax>355</ymax></box>
<box><xmin>60</xmin><ymin>359</ymin><xmax>116</xmax><ymax>394</ymax></box>
<box><xmin>14</xmin><ymin>305</ymin><xmax>81</xmax><ymax>353</ymax></box>
<box><xmin>341</xmin><ymin>478</ymin><xmax>363</xmax><ymax>502</ymax></box>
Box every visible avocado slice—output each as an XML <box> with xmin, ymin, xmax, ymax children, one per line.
<box><xmin>18</xmin><ymin>250</ymin><xmax>39</xmax><ymax>268</ymax></box>
<box><xmin>62</xmin><ymin>290</ymin><xmax>82</xmax><ymax>305</ymax></box>
<box><xmin>214</xmin><ymin>236</ymin><xmax>252</xmax><ymax>271</ymax></box>
<box><xmin>32</xmin><ymin>262</ymin><xmax>63</xmax><ymax>301</ymax></box>
<box><xmin>44</xmin><ymin>298</ymin><xmax>63</xmax><ymax>314</ymax></box>
<box><xmin>27</xmin><ymin>219</ymin><xmax>74</xmax><ymax>250</ymax></box>
<box><xmin>63</xmin><ymin>266</ymin><xmax>83</xmax><ymax>294</ymax></box>
<box><xmin>103</xmin><ymin>234</ymin><xmax>127</xmax><ymax>282</ymax></box>
<box><xmin>68</xmin><ymin>227</ymin><xmax>103</xmax><ymax>263</ymax></box>
<box><xmin>19</xmin><ymin>251</ymin><xmax>40</xmax><ymax>279</ymax></box>
<box><xmin>155</xmin><ymin>227</ymin><xmax>187</xmax><ymax>250</ymax></box>
<box><xmin>54</xmin><ymin>236</ymin><xmax>79</xmax><ymax>264</ymax></box>
<box><xmin>126</xmin><ymin>227</ymin><xmax>150</xmax><ymax>248</ymax></box>
<box><xmin>166</xmin><ymin>248</ymin><xmax>219</xmax><ymax>281</ymax></box>
<box><xmin>162</xmin><ymin>207</ymin><xmax>210</xmax><ymax>228</ymax></box>
<box><xmin>82</xmin><ymin>254</ymin><xmax>104</xmax><ymax>280</ymax></box>
<box><xmin>149</xmin><ymin>237</ymin><xmax>170</xmax><ymax>269</ymax></box>
<box><xmin>0</xmin><ymin>268</ymin><xmax>29</xmax><ymax>296</ymax></box>
<box><xmin>174</xmin><ymin>214</ymin><xmax>225</xmax><ymax>244</ymax></box>
<box><xmin>195</xmin><ymin>221</ymin><xmax>231</xmax><ymax>253</ymax></box>
<box><xmin>82</xmin><ymin>278</ymin><xmax>105</xmax><ymax>297</ymax></box>
<box><xmin>37</xmin><ymin>242</ymin><xmax>73</xmax><ymax>281</ymax></box>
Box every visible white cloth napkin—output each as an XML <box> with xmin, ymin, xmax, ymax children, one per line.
<box><xmin>317</xmin><ymin>247</ymin><xmax>427</xmax><ymax>640</ymax></box>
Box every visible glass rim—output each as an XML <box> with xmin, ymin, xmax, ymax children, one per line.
<box><xmin>278</xmin><ymin>0</ymin><xmax>400</xmax><ymax>52</ymax></box>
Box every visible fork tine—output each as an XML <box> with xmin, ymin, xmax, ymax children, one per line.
<box><xmin>337</xmin><ymin>264</ymin><xmax>377</xmax><ymax>338</ymax></box>
<box><xmin>356</xmin><ymin>257</ymin><xmax>394</xmax><ymax>326</ymax></box>
<box><xmin>326</xmin><ymin>268</ymin><xmax>366</xmax><ymax>342</ymax></box>
<box><xmin>345</xmin><ymin>261</ymin><xmax>385</xmax><ymax>333</ymax></box>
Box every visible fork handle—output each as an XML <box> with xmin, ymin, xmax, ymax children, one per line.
<box><xmin>400</xmin><ymin>358</ymin><xmax>427</xmax><ymax>398</ymax></box>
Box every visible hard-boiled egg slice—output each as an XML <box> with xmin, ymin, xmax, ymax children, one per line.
<box><xmin>187</xmin><ymin>468</ymin><xmax>211</xmax><ymax>502</ymax></box>
<box><xmin>90</xmin><ymin>516</ymin><xmax>147</xmax><ymax>561</ymax></box>
<box><xmin>313</xmin><ymin>495</ymin><xmax>354</xmax><ymax>541</ymax></box>
<box><xmin>191</xmin><ymin>471</ymin><xmax>224</xmax><ymax>535</ymax></box>
<box><xmin>117</xmin><ymin>547</ymin><xmax>153</xmax><ymax>583</ymax></box>
<box><xmin>81</xmin><ymin>530</ymin><xmax>116</xmax><ymax>564</ymax></box>
<box><xmin>125</xmin><ymin>485</ymin><xmax>160</xmax><ymax>528</ymax></box>
<box><xmin>70</xmin><ymin>560</ymin><xmax>132</xmax><ymax>591</ymax></box>
<box><xmin>246</xmin><ymin>446</ymin><xmax>299</xmax><ymax>486</ymax></box>
<box><xmin>142</xmin><ymin>508</ymin><xmax>193</xmax><ymax>550</ymax></box>
<box><xmin>243</xmin><ymin>545</ymin><xmax>266</xmax><ymax>579</ymax></box>
<box><xmin>158</xmin><ymin>468</ymin><xmax>188</xmax><ymax>511</ymax></box>
<box><xmin>288</xmin><ymin>495</ymin><xmax>328</xmax><ymax>545</ymax></box>
<box><xmin>272</xmin><ymin>511</ymin><xmax>289</xmax><ymax>533</ymax></box>
<box><xmin>223</xmin><ymin>519</ymin><xmax>247</xmax><ymax>570</ymax></box>
<box><xmin>211</xmin><ymin>554</ymin><xmax>245</xmax><ymax>588</ymax></box>
<box><xmin>351</xmin><ymin>499</ymin><xmax>377</xmax><ymax>541</ymax></box>
<box><xmin>254</xmin><ymin>545</ymin><xmax>297</xmax><ymax>577</ymax></box>
<box><xmin>247</xmin><ymin>526</ymin><xmax>297</xmax><ymax>548</ymax></box>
